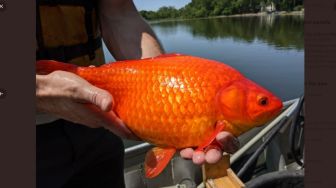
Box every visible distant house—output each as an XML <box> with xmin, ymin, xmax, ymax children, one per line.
<box><xmin>260</xmin><ymin>2</ymin><xmax>276</xmax><ymax>13</ymax></box>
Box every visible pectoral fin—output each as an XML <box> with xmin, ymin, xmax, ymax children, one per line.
<box><xmin>144</xmin><ymin>147</ymin><xmax>176</xmax><ymax>178</ymax></box>
<box><xmin>196</xmin><ymin>121</ymin><xmax>227</xmax><ymax>152</ymax></box>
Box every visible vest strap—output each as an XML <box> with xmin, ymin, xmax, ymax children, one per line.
<box><xmin>36</xmin><ymin>37</ymin><xmax>102</xmax><ymax>62</ymax></box>
<box><xmin>84</xmin><ymin>3</ymin><xmax>96</xmax><ymax>60</ymax></box>
<box><xmin>36</xmin><ymin>3</ymin><xmax>45</xmax><ymax>53</ymax></box>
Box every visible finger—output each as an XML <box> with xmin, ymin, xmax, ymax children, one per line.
<box><xmin>216</xmin><ymin>132</ymin><xmax>240</xmax><ymax>154</ymax></box>
<box><xmin>180</xmin><ymin>148</ymin><xmax>194</xmax><ymax>159</ymax></box>
<box><xmin>84</xmin><ymin>102</ymin><xmax>140</xmax><ymax>140</ymax></box>
<box><xmin>104</xmin><ymin>124</ymin><xmax>138</xmax><ymax>140</ymax></box>
<box><xmin>57</xmin><ymin>101</ymin><xmax>104</xmax><ymax>128</ymax></box>
<box><xmin>192</xmin><ymin>151</ymin><xmax>205</xmax><ymax>165</ymax></box>
<box><xmin>205</xmin><ymin>149</ymin><xmax>222</xmax><ymax>164</ymax></box>
<box><xmin>102</xmin><ymin>111</ymin><xmax>141</xmax><ymax>140</ymax></box>
<box><xmin>80</xmin><ymin>86</ymin><xmax>113</xmax><ymax>112</ymax></box>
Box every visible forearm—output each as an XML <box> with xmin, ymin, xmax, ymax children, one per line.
<box><xmin>99</xmin><ymin>0</ymin><xmax>164</xmax><ymax>60</ymax></box>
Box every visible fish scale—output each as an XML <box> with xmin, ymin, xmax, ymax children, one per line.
<box><xmin>73</xmin><ymin>55</ymin><xmax>242</xmax><ymax>148</ymax></box>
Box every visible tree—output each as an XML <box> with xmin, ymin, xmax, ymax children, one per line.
<box><xmin>139</xmin><ymin>0</ymin><xmax>304</xmax><ymax>20</ymax></box>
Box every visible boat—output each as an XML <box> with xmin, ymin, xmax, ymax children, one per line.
<box><xmin>123</xmin><ymin>97</ymin><xmax>305</xmax><ymax>188</ymax></box>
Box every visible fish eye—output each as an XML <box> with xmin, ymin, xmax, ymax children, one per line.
<box><xmin>258</xmin><ymin>97</ymin><xmax>269</xmax><ymax>106</ymax></box>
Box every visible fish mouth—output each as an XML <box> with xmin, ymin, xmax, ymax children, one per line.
<box><xmin>251</xmin><ymin>102</ymin><xmax>283</xmax><ymax>126</ymax></box>
<box><xmin>271</xmin><ymin>97</ymin><xmax>284</xmax><ymax>116</ymax></box>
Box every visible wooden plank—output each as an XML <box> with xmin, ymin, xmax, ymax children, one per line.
<box><xmin>205</xmin><ymin>176</ymin><xmax>244</xmax><ymax>188</ymax></box>
<box><xmin>227</xmin><ymin>169</ymin><xmax>245</xmax><ymax>188</ymax></box>
<box><xmin>202</xmin><ymin>154</ymin><xmax>230</xmax><ymax>181</ymax></box>
<box><xmin>214</xmin><ymin>177</ymin><xmax>235</xmax><ymax>187</ymax></box>
<box><xmin>202</xmin><ymin>154</ymin><xmax>245</xmax><ymax>188</ymax></box>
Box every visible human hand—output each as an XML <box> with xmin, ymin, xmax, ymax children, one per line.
<box><xmin>36</xmin><ymin>70</ymin><xmax>138</xmax><ymax>139</ymax></box>
<box><xmin>179</xmin><ymin>131</ymin><xmax>239</xmax><ymax>165</ymax></box>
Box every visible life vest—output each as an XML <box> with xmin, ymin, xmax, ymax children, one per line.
<box><xmin>36</xmin><ymin>0</ymin><xmax>105</xmax><ymax>66</ymax></box>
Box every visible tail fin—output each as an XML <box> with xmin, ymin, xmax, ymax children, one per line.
<box><xmin>36</xmin><ymin>60</ymin><xmax>78</xmax><ymax>75</ymax></box>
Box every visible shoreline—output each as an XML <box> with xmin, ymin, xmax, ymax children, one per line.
<box><xmin>148</xmin><ymin>10</ymin><xmax>304</xmax><ymax>24</ymax></box>
<box><xmin>214</xmin><ymin>10</ymin><xmax>304</xmax><ymax>18</ymax></box>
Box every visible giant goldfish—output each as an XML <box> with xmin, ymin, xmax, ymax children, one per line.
<box><xmin>36</xmin><ymin>54</ymin><xmax>283</xmax><ymax>178</ymax></box>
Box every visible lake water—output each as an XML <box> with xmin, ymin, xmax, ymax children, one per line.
<box><xmin>103</xmin><ymin>15</ymin><xmax>304</xmax><ymax>147</ymax></box>
<box><xmin>104</xmin><ymin>15</ymin><xmax>304</xmax><ymax>101</ymax></box>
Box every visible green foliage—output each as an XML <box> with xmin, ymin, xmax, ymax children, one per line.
<box><xmin>293</xmin><ymin>5</ymin><xmax>303</xmax><ymax>11</ymax></box>
<box><xmin>139</xmin><ymin>0</ymin><xmax>304</xmax><ymax>20</ymax></box>
<box><xmin>140</xmin><ymin>6</ymin><xmax>180</xmax><ymax>20</ymax></box>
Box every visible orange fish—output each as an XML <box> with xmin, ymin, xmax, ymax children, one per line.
<box><xmin>36</xmin><ymin>54</ymin><xmax>283</xmax><ymax>178</ymax></box>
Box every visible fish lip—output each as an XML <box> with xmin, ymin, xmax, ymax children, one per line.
<box><xmin>272</xmin><ymin>98</ymin><xmax>284</xmax><ymax>115</ymax></box>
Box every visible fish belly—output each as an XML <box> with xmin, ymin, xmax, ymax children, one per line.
<box><xmin>78</xmin><ymin>56</ymin><xmax>240</xmax><ymax>148</ymax></box>
<box><xmin>118</xmin><ymin>93</ymin><xmax>217</xmax><ymax>148</ymax></box>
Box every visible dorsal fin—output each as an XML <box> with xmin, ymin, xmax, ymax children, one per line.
<box><xmin>155</xmin><ymin>53</ymin><xmax>183</xmax><ymax>58</ymax></box>
<box><xmin>140</xmin><ymin>53</ymin><xmax>184</xmax><ymax>61</ymax></box>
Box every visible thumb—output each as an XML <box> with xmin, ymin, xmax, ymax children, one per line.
<box><xmin>80</xmin><ymin>85</ymin><xmax>113</xmax><ymax>112</ymax></box>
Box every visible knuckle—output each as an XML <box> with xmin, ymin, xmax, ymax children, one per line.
<box><xmin>90</xmin><ymin>91</ymin><xmax>99</xmax><ymax>104</ymax></box>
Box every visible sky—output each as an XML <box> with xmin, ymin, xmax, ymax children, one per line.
<box><xmin>133</xmin><ymin>0</ymin><xmax>191</xmax><ymax>11</ymax></box>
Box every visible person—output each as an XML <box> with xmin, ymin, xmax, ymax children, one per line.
<box><xmin>36</xmin><ymin>0</ymin><xmax>240</xmax><ymax>187</ymax></box>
